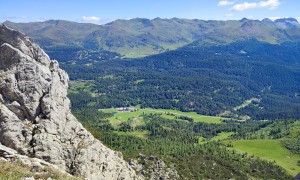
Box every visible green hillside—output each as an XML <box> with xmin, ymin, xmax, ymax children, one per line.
<box><xmin>4</xmin><ymin>18</ymin><xmax>300</xmax><ymax>58</ymax></box>
<box><xmin>4</xmin><ymin>20</ymin><xmax>100</xmax><ymax>47</ymax></box>
<box><xmin>226</xmin><ymin>140</ymin><xmax>300</xmax><ymax>176</ymax></box>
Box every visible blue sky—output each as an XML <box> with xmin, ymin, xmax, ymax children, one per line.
<box><xmin>0</xmin><ymin>0</ymin><xmax>299</xmax><ymax>24</ymax></box>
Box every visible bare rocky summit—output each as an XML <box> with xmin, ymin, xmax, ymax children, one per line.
<box><xmin>0</xmin><ymin>24</ymin><xmax>141</xmax><ymax>180</ymax></box>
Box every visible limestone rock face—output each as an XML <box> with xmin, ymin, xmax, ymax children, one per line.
<box><xmin>0</xmin><ymin>24</ymin><xmax>140</xmax><ymax>180</ymax></box>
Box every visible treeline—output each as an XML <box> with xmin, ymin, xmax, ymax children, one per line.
<box><xmin>282</xmin><ymin>139</ymin><xmax>300</xmax><ymax>154</ymax></box>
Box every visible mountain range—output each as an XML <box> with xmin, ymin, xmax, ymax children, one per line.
<box><xmin>4</xmin><ymin>17</ymin><xmax>300</xmax><ymax>58</ymax></box>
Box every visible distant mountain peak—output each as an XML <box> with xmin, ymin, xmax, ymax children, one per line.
<box><xmin>153</xmin><ymin>17</ymin><xmax>163</xmax><ymax>20</ymax></box>
<box><xmin>275</xmin><ymin>18</ymin><xmax>299</xmax><ymax>23</ymax></box>
<box><xmin>3</xmin><ymin>20</ymin><xmax>13</xmax><ymax>24</ymax></box>
<box><xmin>260</xmin><ymin>18</ymin><xmax>276</xmax><ymax>27</ymax></box>
<box><xmin>275</xmin><ymin>18</ymin><xmax>300</xmax><ymax>29</ymax></box>
<box><xmin>262</xmin><ymin>18</ymin><xmax>272</xmax><ymax>23</ymax></box>
<box><xmin>240</xmin><ymin>17</ymin><xmax>250</xmax><ymax>23</ymax></box>
<box><xmin>130</xmin><ymin>17</ymin><xmax>150</xmax><ymax>22</ymax></box>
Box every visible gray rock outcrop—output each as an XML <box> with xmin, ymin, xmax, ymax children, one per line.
<box><xmin>129</xmin><ymin>154</ymin><xmax>179</xmax><ymax>180</ymax></box>
<box><xmin>0</xmin><ymin>143</ymin><xmax>73</xmax><ymax>179</ymax></box>
<box><xmin>0</xmin><ymin>24</ymin><xmax>140</xmax><ymax>180</ymax></box>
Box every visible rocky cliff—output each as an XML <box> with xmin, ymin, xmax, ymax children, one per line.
<box><xmin>0</xmin><ymin>24</ymin><xmax>140</xmax><ymax>179</ymax></box>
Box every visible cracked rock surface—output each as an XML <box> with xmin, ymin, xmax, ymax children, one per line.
<box><xmin>0</xmin><ymin>24</ymin><xmax>141</xmax><ymax>180</ymax></box>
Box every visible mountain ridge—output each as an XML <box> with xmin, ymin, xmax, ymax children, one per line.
<box><xmin>4</xmin><ymin>17</ymin><xmax>300</xmax><ymax>58</ymax></box>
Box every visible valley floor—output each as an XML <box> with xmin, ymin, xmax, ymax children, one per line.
<box><xmin>82</xmin><ymin>107</ymin><xmax>300</xmax><ymax>178</ymax></box>
<box><xmin>100</xmin><ymin>107</ymin><xmax>222</xmax><ymax>127</ymax></box>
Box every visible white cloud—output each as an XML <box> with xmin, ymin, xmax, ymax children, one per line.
<box><xmin>232</xmin><ymin>2</ymin><xmax>257</xmax><ymax>11</ymax></box>
<box><xmin>225</xmin><ymin>13</ymin><xmax>234</xmax><ymax>17</ymax></box>
<box><xmin>38</xmin><ymin>18</ymin><xmax>50</xmax><ymax>22</ymax></box>
<box><xmin>232</xmin><ymin>0</ymin><xmax>280</xmax><ymax>11</ymax></box>
<box><xmin>82</xmin><ymin>16</ymin><xmax>101</xmax><ymax>24</ymax></box>
<box><xmin>268</xmin><ymin>16</ymin><xmax>285</xmax><ymax>21</ymax></box>
<box><xmin>218</xmin><ymin>0</ymin><xmax>235</xmax><ymax>6</ymax></box>
<box><xmin>267</xmin><ymin>16</ymin><xmax>299</xmax><ymax>22</ymax></box>
<box><xmin>259</xmin><ymin>0</ymin><xmax>280</xmax><ymax>9</ymax></box>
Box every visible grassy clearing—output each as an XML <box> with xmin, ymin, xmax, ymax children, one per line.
<box><xmin>198</xmin><ymin>132</ymin><xmax>234</xmax><ymax>144</ymax></box>
<box><xmin>148</xmin><ymin>108</ymin><xmax>222</xmax><ymax>124</ymax></box>
<box><xmin>128</xmin><ymin>117</ymin><xmax>145</xmax><ymax>127</ymax></box>
<box><xmin>233</xmin><ymin>98</ymin><xmax>260</xmax><ymax>111</ymax></box>
<box><xmin>118</xmin><ymin>42</ymin><xmax>188</xmax><ymax>58</ymax></box>
<box><xmin>0</xmin><ymin>159</ymin><xmax>78</xmax><ymax>180</ymax></box>
<box><xmin>134</xmin><ymin>79</ymin><xmax>145</xmax><ymax>84</ymax></box>
<box><xmin>226</xmin><ymin>139</ymin><xmax>300</xmax><ymax>176</ymax></box>
<box><xmin>118</xmin><ymin>46</ymin><xmax>162</xmax><ymax>58</ymax></box>
<box><xmin>100</xmin><ymin>107</ymin><xmax>222</xmax><ymax>127</ymax></box>
<box><xmin>101</xmin><ymin>109</ymin><xmax>145</xmax><ymax>127</ymax></box>
<box><xmin>210</xmin><ymin>132</ymin><xmax>234</xmax><ymax>141</ymax></box>
<box><xmin>69</xmin><ymin>80</ymin><xmax>98</xmax><ymax>97</ymax></box>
